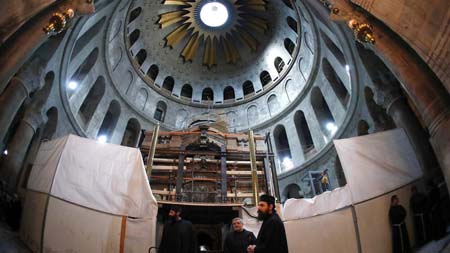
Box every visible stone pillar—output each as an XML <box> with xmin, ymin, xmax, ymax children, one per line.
<box><xmin>0</xmin><ymin>112</ymin><xmax>44</xmax><ymax>191</ymax></box>
<box><xmin>0</xmin><ymin>78</ymin><xmax>29</xmax><ymax>152</ymax></box>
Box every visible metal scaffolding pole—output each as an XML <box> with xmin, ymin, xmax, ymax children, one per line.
<box><xmin>146</xmin><ymin>123</ymin><xmax>160</xmax><ymax>177</ymax></box>
<box><xmin>248</xmin><ymin>129</ymin><xmax>259</xmax><ymax>206</ymax></box>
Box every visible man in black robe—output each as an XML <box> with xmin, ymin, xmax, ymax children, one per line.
<box><xmin>427</xmin><ymin>180</ymin><xmax>446</xmax><ymax>240</ymax></box>
<box><xmin>247</xmin><ymin>194</ymin><xmax>288</xmax><ymax>253</ymax></box>
<box><xmin>159</xmin><ymin>205</ymin><xmax>195</xmax><ymax>253</ymax></box>
<box><xmin>223</xmin><ymin>217</ymin><xmax>256</xmax><ymax>253</ymax></box>
<box><xmin>389</xmin><ymin>195</ymin><xmax>411</xmax><ymax>253</ymax></box>
<box><xmin>409</xmin><ymin>186</ymin><xmax>430</xmax><ymax>246</ymax></box>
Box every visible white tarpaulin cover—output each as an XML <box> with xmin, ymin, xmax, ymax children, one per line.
<box><xmin>333</xmin><ymin>128</ymin><xmax>422</xmax><ymax>204</ymax></box>
<box><xmin>283</xmin><ymin>186</ymin><xmax>352</xmax><ymax>221</ymax></box>
<box><xmin>283</xmin><ymin>128</ymin><xmax>422</xmax><ymax>221</ymax></box>
<box><xmin>21</xmin><ymin>135</ymin><xmax>158</xmax><ymax>252</ymax></box>
<box><xmin>27</xmin><ymin>134</ymin><xmax>156</xmax><ymax>218</ymax></box>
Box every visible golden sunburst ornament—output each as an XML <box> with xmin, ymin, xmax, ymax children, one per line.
<box><xmin>158</xmin><ymin>0</ymin><xmax>269</xmax><ymax>68</ymax></box>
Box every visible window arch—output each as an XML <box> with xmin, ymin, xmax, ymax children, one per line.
<box><xmin>260</xmin><ymin>71</ymin><xmax>272</xmax><ymax>87</ymax></box>
<box><xmin>135</xmin><ymin>49</ymin><xmax>147</xmax><ymax>66</ymax></box>
<box><xmin>97</xmin><ymin>100</ymin><xmax>121</xmax><ymax>141</ymax></box>
<box><xmin>42</xmin><ymin>107</ymin><xmax>58</xmax><ymax>141</ymax></box>
<box><xmin>275</xmin><ymin>57</ymin><xmax>285</xmax><ymax>73</ymax></box>
<box><xmin>243</xmin><ymin>81</ymin><xmax>255</xmax><ymax>96</ymax></box>
<box><xmin>70</xmin><ymin>48</ymin><xmax>99</xmax><ymax>86</ymax></box>
<box><xmin>129</xmin><ymin>7</ymin><xmax>142</xmax><ymax>24</ymax></box>
<box><xmin>357</xmin><ymin>120</ymin><xmax>370</xmax><ymax>136</ymax></box>
<box><xmin>321</xmin><ymin>31</ymin><xmax>346</xmax><ymax>66</ymax></box>
<box><xmin>223</xmin><ymin>86</ymin><xmax>235</xmax><ymax>101</ymax></box>
<box><xmin>181</xmin><ymin>84</ymin><xmax>193</xmax><ymax>99</ymax></box>
<box><xmin>284</xmin><ymin>38</ymin><xmax>295</xmax><ymax>55</ymax></box>
<box><xmin>247</xmin><ymin>105</ymin><xmax>258</xmax><ymax>126</ymax></box>
<box><xmin>322</xmin><ymin>58</ymin><xmax>349</xmax><ymax>106</ymax></box>
<box><xmin>287</xmin><ymin>17</ymin><xmax>298</xmax><ymax>34</ymax></box>
<box><xmin>273</xmin><ymin>125</ymin><xmax>292</xmax><ymax>168</ymax></box>
<box><xmin>202</xmin><ymin>88</ymin><xmax>214</xmax><ymax>101</ymax></box>
<box><xmin>294</xmin><ymin>111</ymin><xmax>315</xmax><ymax>155</ymax></box>
<box><xmin>267</xmin><ymin>94</ymin><xmax>281</xmax><ymax>116</ymax></box>
<box><xmin>282</xmin><ymin>0</ymin><xmax>294</xmax><ymax>9</ymax></box>
<box><xmin>71</xmin><ymin>17</ymin><xmax>106</xmax><ymax>60</ymax></box>
<box><xmin>129</xmin><ymin>29</ymin><xmax>140</xmax><ymax>46</ymax></box>
<box><xmin>147</xmin><ymin>64</ymin><xmax>158</xmax><ymax>81</ymax></box>
<box><xmin>162</xmin><ymin>76</ymin><xmax>174</xmax><ymax>93</ymax></box>
<box><xmin>121</xmin><ymin>118</ymin><xmax>141</xmax><ymax>147</ymax></box>
<box><xmin>310</xmin><ymin>87</ymin><xmax>336</xmax><ymax>137</ymax></box>
<box><xmin>154</xmin><ymin>101</ymin><xmax>167</xmax><ymax>122</ymax></box>
<box><xmin>79</xmin><ymin>76</ymin><xmax>106</xmax><ymax>126</ymax></box>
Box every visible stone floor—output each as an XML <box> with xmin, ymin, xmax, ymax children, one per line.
<box><xmin>0</xmin><ymin>221</ymin><xmax>449</xmax><ymax>253</ymax></box>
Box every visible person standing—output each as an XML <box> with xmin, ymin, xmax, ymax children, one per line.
<box><xmin>247</xmin><ymin>195</ymin><xmax>288</xmax><ymax>253</ymax></box>
<box><xmin>389</xmin><ymin>195</ymin><xmax>411</xmax><ymax>253</ymax></box>
<box><xmin>159</xmin><ymin>205</ymin><xmax>195</xmax><ymax>253</ymax></box>
<box><xmin>427</xmin><ymin>180</ymin><xmax>446</xmax><ymax>240</ymax></box>
<box><xmin>223</xmin><ymin>217</ymin><xmax>256</xmax><ymax>253</ymax></box>
<box><xmin>409</xmin><ymin>186</ymin><xmax>430</xmax><ymax>246</ymax></box>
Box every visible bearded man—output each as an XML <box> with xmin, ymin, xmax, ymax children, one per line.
<box><xmin>247</xmin><ymin>195</ymin><xmax>288</xmax><ymax>253</ymax></box>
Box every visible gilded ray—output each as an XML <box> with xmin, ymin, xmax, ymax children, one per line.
<box><xmin>222</xmin><ymin>36</ymin><xmax>240</xmax><ymax>64</ymax></box>
<box><xmin>181</xmin><ymin>32</ymin><xmax>201</xmax><ymax>61</ymax></box>
<box><xmin>158</xmin><ymin>11</ymin><xmax>189</xmax><ymax>28</ymax></box>
<box><xmin>203</xmin><ymin>37</ymin><xmax>217</xmax><ymax>68</ymax></box>
<box><xmin>236</xmin><ymin>27</ymin><xmax>258</xmax><ymax>51</ymax></box>
<box><xmin>165</xmin><ymin>23</ymin><xmax>190</xmax><ymax>48</ymax></box>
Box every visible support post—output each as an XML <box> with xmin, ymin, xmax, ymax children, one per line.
<box><xmin>146</xmin><ymin>123</ymin><xmax>160</xmax><ymax>177</ymax></box>
<box><xmin>248</xmin><ymin>129</ymin><xmax>259</xmax><ymax>206</ymax></box>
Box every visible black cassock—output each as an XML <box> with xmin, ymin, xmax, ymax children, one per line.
<box><xmin>159</xmin><ymin>219</ymin><xmax>195</xmax><ymax>253</ymax></box>
<box><xmin>428</xmin><ymin>186</ymin><xmax>446</xmax><ymax>240</ymax></box>
<box><xmin>254</xmin><ymin>213</ymin><xmax>289</xmax><ymax>253</ymax></box>
<box><xmin>389</xmin><ymin>205</ymin><xmax>411</xmax><ymax>253</ymax></box>
<box><xmin>409</xmin><ymin>192</ymin><xmax>430</xmax><ymax>244</ymax></box>
<box><xmin>223</xmin><ymin>229</ymin><xmax>256</xmax><ymax>253</ymax></box>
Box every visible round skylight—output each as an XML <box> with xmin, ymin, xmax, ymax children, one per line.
<box><xmin>199</xmin><ymin>2</ymin><xmax>229</xmax><ymax>27</ymax></box>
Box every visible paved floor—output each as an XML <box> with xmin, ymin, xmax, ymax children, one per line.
<box><xmin>0</xmin><ymin>221</ymin><xmax>449</xmax><ymax>253</ymax></box>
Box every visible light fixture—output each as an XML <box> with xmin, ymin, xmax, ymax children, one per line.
<box><xmin>68</xmin><ymin>81</ymin><xmax>78</xmax><ymax>90</ymax></box>
<box><xmin>3</xmin><ymin>150</ymin><xmax>8</xmax><ymax>155</ymax></box>
<box><xmin>200</xmin><ymin>2</ymin><xmax>229</xmax><ymax>27</ymax></box>
<box><xmin>326</xmin><ymin>122</ymin><xmax>337</xmax><ymax>135</ymax></box>
<box><xmin>97</xmin><ymin>135</ymin><xmax>107</xmax><ymax>143</ymax></box>
<box><xmin>282</xmin><ymin>157</ymin><xmax>294</xmax><ymax>171</ymax></box>
<box><xmin>345</xmin><ymin>65</ymin><xmax>350</xmax><ymax>76</ymax></box>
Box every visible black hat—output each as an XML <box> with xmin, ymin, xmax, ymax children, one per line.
<box><xmin>169</xmin><ymin>205</ymin><xmax>182</xmax><ymax>213</ymax></box>
<box><xmin>259</xmin><ymin>194</ymin><xmax>275</xmax><ymax>206</ymax></box>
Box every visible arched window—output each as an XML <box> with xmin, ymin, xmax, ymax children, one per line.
<box><xmin>129</xmin><ymin>29</ymin><xmax>140</xmax><ymax>46</ymax></box>
<box><xmin>154</xmin><ymin>101</ymin><xmax>167</xmax><ymax>122</ymax></box>
<box><xmin>322</xmin><ymin>58</ymin><xmax>349</xmax><ymax>106</ymax></box>
<box><xmin>162</xmin><ymin>76</ymin><xmax>174</xmax><ymax>93</ymax></box>
<box><xmin>357</xmin><ymin>120</ymin><xmax>370</xmax><ymax>136</ymax></box>
<box><xmin>267</xmin><ymin>94</ymin><xmax>281</xmax><ymax>116</ymax></box>
<box><xmin>273</xmin><ymin>125</ymin><xmax>292</xmax><ymax>169</ymax></box>
<box><xmin>321</xmin><ymin>31</ymin><xmax>346</xmax><ymax>66</ymax></box>
<box><xmin>247</xmin><ymin>105</ymin><xmax>258</xmax><ymax>126</ymax></box>
<box><xmin>129</xmin><ymin>7</ymin><xmax>142</xmax><ymax>24</ymax></box>
<box><xmin>223</xmin><ymin>86</ymin><xmax>235</xmax><ymax>101</ymax></box>
<box><xmin>283</xmin><ymin>184</ymin><xmax>302</xmax><ymax>202</ymax></box>
<box><xmin>310</xmin><ymin>87</ymin><xmax>336</xmax><ymax>137</ymax></box>
<box><xmin>294</xmin><ymin>111</ymin><xmax>315</xmax><ymax>154</ymax></box>
<box><xmin>42</xmin><ymin>107</ymin><xmax>58</xmax><ymax>141</ymax></box>
<box><xmin>243</xmin><ymin>81</ymin><xmax>255</xmax><ymax>96</ymax></box>
<box><xmin>121</xmin><ymin>118</ymin><xmax>141</xmax><ymax>147</ymax></box>
<box><xmin>275</xmin><ymin>57</ymin><xmax>285</xmax><ymax>73</ymax></box>
<box><xmin>202</xmin><ymin>88</ymin><xmax>214</xmax><ymax>101</ymax></box>
<box><xmin>287</xmin><ymin>17</ymin><xmax>298</xmax><ymax>34</ymax></box>
<box><xmin>181</xmin><ymin>84</ymin><xmax>193</xmax><ymax>99</ymax></box>
<box><xmin>79</xmin><ymin>76</ymin><xmax>106</xmax><ymax>126</ymax></box>
<box><xmin>147</xmin><ymin>64</ymin><xmax>158</xmax><ymax>81</ymax></box>
<box><xmin>70</xmin><ymin>48</ymin><xmax>99</xmax><ymax>85</ymax></box>
<box><xmin>260</xmin><ymin>71</ymin><xmax>272</xmax><ymax>87</ymax></box>
<box><xmin>135</xmin><ymin>49</ymin><xmax>147</xmax><ymax>65</ymax></box>
<box><xmin>97</xmin><ymin>100</ymin><xmax>121</xmax><ymax>141</ymax></box>
<box><xmin>282</xmin><ymin>0</ymin><xmax>294</xmax><ymax>9</ymax></box>
<box><xmin>71</xmin><ymin>17</ymin><xmax>106</xmax><ymax>60</ymax></box>
<box><xmin>284</xmin><ymin>38</ymin><xmax>295</xmax><ymax>55</ymax></box>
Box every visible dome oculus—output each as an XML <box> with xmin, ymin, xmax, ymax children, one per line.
<box><xmin>199</xmin><ymin>2</ymin><xmax>229</xmax><ymax>27</ymax></box>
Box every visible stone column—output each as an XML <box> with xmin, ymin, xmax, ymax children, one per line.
<box><xmin>329</xmin><ymin>0</ymin><xmax>450</xmax><ymax>193</ymax></box>
<box><xmin>0</xmin><ymin>78</ymin><xmax>29</xmax><ymax>152</ymax></box>
<box><xmin>0</xmin><ymin>112</ymin><xmax>44</xmax><ymax>191</ymax></box>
